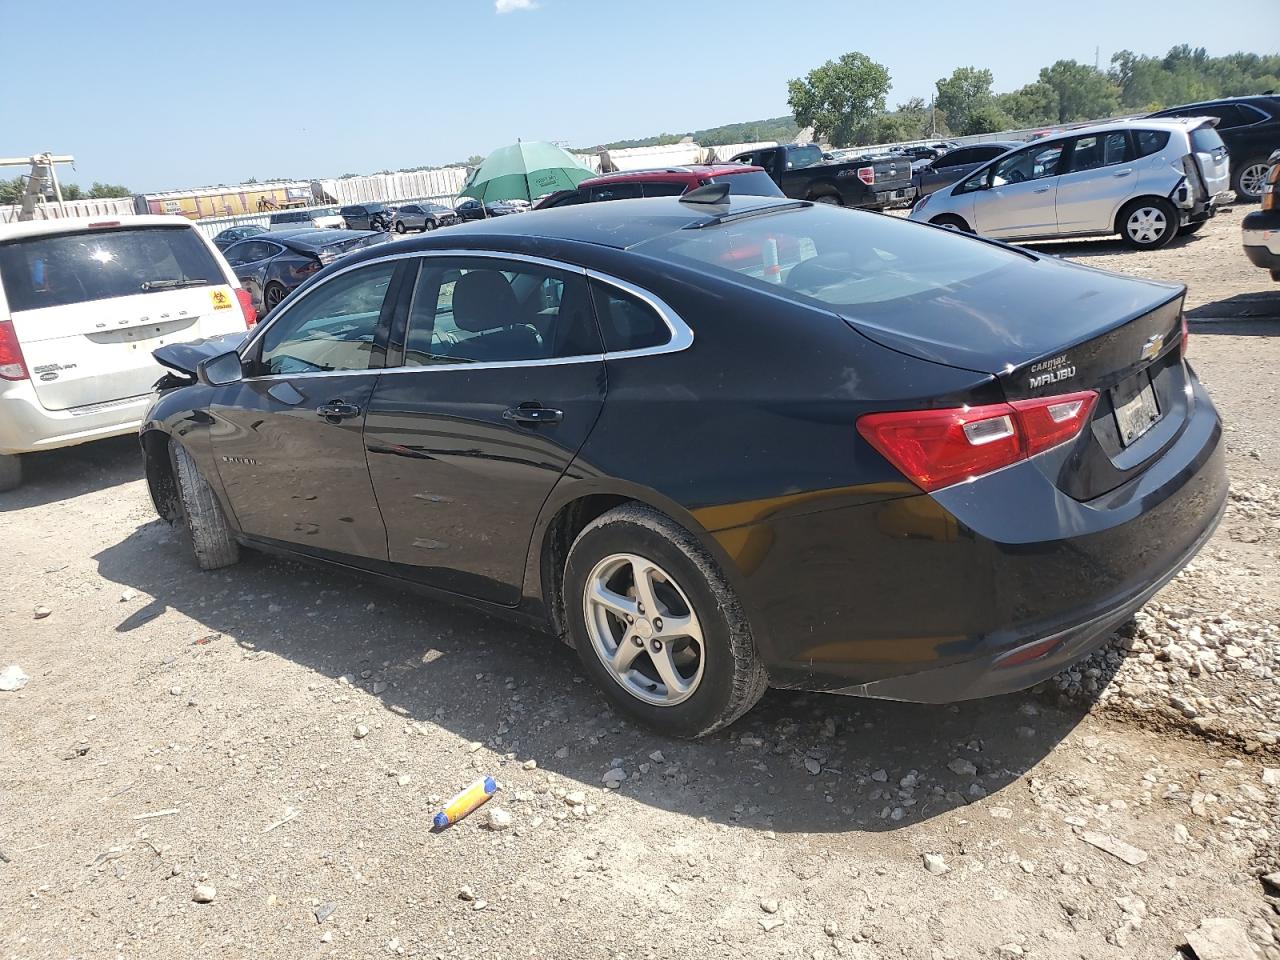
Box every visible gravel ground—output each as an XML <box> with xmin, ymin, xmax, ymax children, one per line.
<box><xmin>2</xmin><ymin>210</ymin><xmax>1280</xmax><ymax>960</ymax></box>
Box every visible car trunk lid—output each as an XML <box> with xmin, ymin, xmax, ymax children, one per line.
<box><xmin>1189</xmin><ymin>121</ymin><xmax>1231</xmax><ymax>197</ymax></box>
<box><xmin>841</xmin><ymin>257</ymin><xmax>1190</xmax><ymax>500</ymax></box>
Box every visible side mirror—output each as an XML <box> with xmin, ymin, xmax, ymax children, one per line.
<box><xmin>197</xmin><ymin>351</ymin><xmax>245</xmax><ymax>387</ymax></box>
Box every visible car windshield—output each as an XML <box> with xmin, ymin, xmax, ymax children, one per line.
<box><xmin>0</xmin><ymin>226</ymin><xmax>223</xmax><ymax>311</ymax></box>
<box><xmin>632</xmin><ymin>204</ymin><xmax>1021</xmax><ymax>313</ymax></box>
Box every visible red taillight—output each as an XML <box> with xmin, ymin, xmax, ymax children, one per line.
<box><xmin>857</xmin><ymin>391</ymin><xmax>1098</xmax><ymax>493</ymax></box>
<box><xmin>235</xmin><ymin>288</ymin><xmax>257</xmax><ymax>328</ymax></box>
<box><xmin>857</xmin><ymin>166</ymin><xmax>875</xmax><ymax>186</ymax></box>
<box><xmin>0</xmin><ymin>320</ymin><xmax>29</xmax><ymax>381</ymax></box>
<box><xmin>1180</xmin><ymin>313</ymin><xmax>1189</xmax><ymax>358</ymax></box>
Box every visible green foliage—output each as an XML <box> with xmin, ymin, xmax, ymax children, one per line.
<box><xmin>997</xmin><ymin>81</ymin><xmax>1060</xmax><ymax>127</ymax></box>
<box><xmin>1037</xmin><ymin>60</ymin><xmax>1120</xmax><ymax>123</ymax></box>
<box><xmin>87</xmin><ymin>182</ymin><xmax>130</xmax><ymax>199</ymax></box>
<box><xmin>1110</xmin><ymin>47</ymin><xmax>1280</xmax><ymax>111</ymax></box>
<box><xmin>958</xmin><ymin>102</ymin><xmax>1015</xmax><ymax>136</ymax></box>
<box><xmin>935</xmin><ymin>67</ymin><xmax>995</xmax><ymax>136</ymax></box>
<box><xmin>787</xmin><ymin>52</ymin><xmax>892</xmax><ymax>147</ymax></box>
<box><xmin>0</xmin><ymin>177</ymin><xmax>25</xmax><ymax>204</ymax></box>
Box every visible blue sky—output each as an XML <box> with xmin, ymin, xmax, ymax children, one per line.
<box><xmin>0</xmin><ymin>0</ymin><xmax>1267</xmax><ymax>192</ymax></box>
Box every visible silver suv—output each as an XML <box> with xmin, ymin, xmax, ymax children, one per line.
<box><xmin>909</xmin><ymin>118</ymin><xmax>1230</xmax><ymax>249</ymax></box>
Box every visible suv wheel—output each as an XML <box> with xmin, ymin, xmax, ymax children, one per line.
<box><xmin>563</xmin><ymin>504</ymin><xmax>768</xmax><ymax>738</ymax></box>
<box><xmin>1119</xmin><ymin>199</ymin><xmax>1177</xmax><ymax>250</ymax></box>
<box><xmin>0</xmin><ymin>453</ymin><xmax>22</xmax><ymax>492</ymax></box>
<box><xmin>394</xmin><ymin>221</ymin><xmax>407</xmax><ymax>234</ymax></box>
<box><xmin>423</xmin><ymin>219</ymin><xmax>437</xmax><ymax>231</ymax></box>
<box><xmin>1235</xmin><ymin>160</ymin><xmax>1270</xmax><ymax>203</ymax></box>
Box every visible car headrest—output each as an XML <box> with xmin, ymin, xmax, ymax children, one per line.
<box><xmin>453</xmin><ymin>270</ymin><xmax>520</xmax><ymax>333</ymax></box>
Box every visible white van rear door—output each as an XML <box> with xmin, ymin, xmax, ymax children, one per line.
<box><xmin>0</xmin><ymin>224</ymin><xmax>247</xmax><ymax>411</ymax></box>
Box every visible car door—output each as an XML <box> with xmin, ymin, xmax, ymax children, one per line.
<box><xmin>207</xmin><ymin>257</ymin><xmax>407</xmax><ymax>560</ymax></box>
<box><xmin>363</xmin><ymin>254</ymin><xmax>607</xmax><ymax>605</ymax></box>
<box><xmin>969</xmin><ymin>141</ymin><xmax>1066</xmax><ymax>238</ymax></box>
<box><xmin>1054</xmin><ymin>131</ymin><xmax>1136</xmax><ymax>234</ymax></box>
<box><xmin>920</xmin><ymin>147</ymin><xmax>976</xmax><ymax>196</ymax></box>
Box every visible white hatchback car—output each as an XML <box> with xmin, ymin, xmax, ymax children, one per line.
<box><xmin>910</xmin><ymin>118</ymin><xmax>1231</xmax><ymax>249</ymax></box>
<box><xmin>0</xmin><ymin>215</ymin><xmax>255</xmax><ymax>490</ymax></box>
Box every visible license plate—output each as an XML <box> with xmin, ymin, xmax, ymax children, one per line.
<box><xmin>1114</xmin><ymin>380</ymin><xmax>1161</xmax><ymax>446</ymax></box>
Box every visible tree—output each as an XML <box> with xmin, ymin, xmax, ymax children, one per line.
<box><xmin>787</xmin><ymin>52</ymin><xmax>891</xmax><ymax>147</ymax></box>
<box><xmin>997</xmin><ymin>81</ymin><xmax>1060</xmax><ymax>127</ymax></box>
<box><xmin>935</xmin><ymin>67</ymin><xmax>995</xmax><ymax>137</ymax></box>
<box><xmin>1036</xmin><ymin>60</ymin><xmax>1120</xmax><ymax>123</ymax></box>
<box><xmin>957</xmin><ymin>102</ymin><xmax>1014</xmax><ymax>136</ymax></box>
<box><xmin>87</xmin><ymin>182</ymin><xmax>130</xmax><ymax>199</ymax></box>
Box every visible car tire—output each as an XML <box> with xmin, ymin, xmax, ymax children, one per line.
<box><xmin>0</xmin><ymin>453</ymin><xmax>22</xmax><ymax>492</ymax></box>
<box><xmin>563</xmin><ymin>503</ymin><xmax>769</xmax><ymax>738</ymax></box>
<box><xmin>809</xmin><ymin>190</ymin><xmax>842</xmax><ymax>205</ymax></box>
<box><xmin>929</xmin><ymin>214</ymin><xmax>972</xmax><ymax>233</ymax></box>
<box><xmin>1118</xmin><ymin>198</ymin><xmax>1178</xmax><ymax>249</ymax></box>
<box><xmin>423</xmin><ymin>219</ymin><xmax>437</xmax><ymax>231</ymax></box>
<box><xmin>263</xmin><ymin>282</ymin><xmax>287</xmax><ymax>312</ymax></box>
<box><xmin>172</xmin><ymin>442</ymin><xmax>240</xmax><ymax>571</ymax></box>
<box><xmin>394</xmin><ymin>221</ymin><xmax>407</xmax><ymax>234</ymax></box>
<box><xmin>1177</xmin><ymin>220</ymin><xmax>1206</xmax><ymax>237</ymax></box>
<box><xmin>1234</xmin><ymin>159</ymin><xmax>1269</xmax><ymax>204</ymax></box>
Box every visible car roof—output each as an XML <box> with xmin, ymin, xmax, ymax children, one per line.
<box><xmin>354</xmin><ymin>195</ymin><xmax>805</xmax><ymax>254</ymax></box>
<box><xmin>251</xmin><ymin>229</ymin><xmax>372</xmax><ymax>250</ymax></box>
<box><xmin>581</xmin><ymin>164</ymin><xmax>765</xmax><ymax>187</ymax></box>
<box><xmin>1025</xmin><ymin>117</ymin><xmax>1212</xmax><ymax>142</ymax></box>
<box><xmin>0</xmin><ymin>214</ymin><xmax>197</xmax><ymax>242</ymax></box>
<box><xmin>1152</xmin><ymin>94</ymin><xmax>1279</xmax><ymax>112</ymax></box>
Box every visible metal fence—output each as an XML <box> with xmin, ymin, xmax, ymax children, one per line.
<box><xmin>0</xmin><ymin>196</ymin><xmax>136</xmax><ymax>223</ymax></box>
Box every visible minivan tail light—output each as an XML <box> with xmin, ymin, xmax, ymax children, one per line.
<box><xmin>0</xmin><ymin>320</ymin><xmax>29</xmax><ymax>381</ymax></box>
<box><xmin>857</xmin><ymin>166</ymin><xmax>875</xmax><ymax>186</ymax></box>
<box><xmin>857</xmin><ymin>391</ymin><xmax>1098</xmax><ymax>492</ymax></box>
<box><xmin>235</xmin><ymin>288</ymin><xmax>257</xmax><ymax>328</ymax></box>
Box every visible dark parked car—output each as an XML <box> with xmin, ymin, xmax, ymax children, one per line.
<box><xmin>211</xmin><ymin>224</ymin><xmax>268</xmax><ymax>251</ymax></box>
<box><xmin>1148</xmin><ymin>95</ymin><xmax>1280</xmax><ymax>201</ymax></box>
<box><xmin>142</xmin><ymin>194</ymin><xmax>1226</xmax><ymax>737</ymax></box>
<box><xmin>533</xmin><ymin>164</ymin><xmax>782</xmax><ymax>209</ymax></box>
<box><xmin>728</xmin><ymin>143</ymin><xmax>916</xmax><ymax>209</ymax></box>
<box><xmin>912</xmin><ymin>141</ymin><xmax>1023</xmax><ymax>201</ymax></box>
<box><xmin>340</xmin><ymin>203</ymin><xmax>391</xmax><ymax>231</ymax></box>
<box><xmin>393</xmin><ymin>202</ymin><xmax>459</xmax><ymax>233</ymax></box>
<box><xmin>454</xmin><ymin>198</ymin><xmax>525</xmax><ymax>220</ymax></box>
<box><xmin>220</xmin><ymin>228</ymin><xmax>388</xmax><ymax>313</ymax></box>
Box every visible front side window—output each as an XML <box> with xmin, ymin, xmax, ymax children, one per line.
<box><xmin>934</xmin><ymin>148</ymin><xmax>974</xmax><ymax>169</ymax></box>
<box><xmin>402</xmin><ymin>258</ymin><xmax>599</xmax><ymax>365</ymax></box>
<box><xmin>0</xmin><ymin>226</ymin><xmax>223</xmax><ymax>312</ymax></box>
<box><xmin>225</xmin><ymin>240</ymin><xmax>279</xmax><ymax>266</ymax></box>
<box><xmin>991</xmin><ymin>143</ymin><xmax>1064</xmax><ymax>185</ymax></box>
<box><xmin>254</xmin><ymin>261</ymin><xmax>395</xmax><ymax>375</ymax></box>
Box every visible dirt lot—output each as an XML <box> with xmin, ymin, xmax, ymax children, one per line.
<box><xmin>2</xmin><ymin>209</ymin><xmax>1279</xmax><ymax>960</ymax></box>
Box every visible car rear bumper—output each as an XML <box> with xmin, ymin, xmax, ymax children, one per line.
<box><xmin>722</xmin><ymin>373</ymin><xmax>1227</xmax><ymax>701</ymax></box>
<box><xmin>0</xmin><ymin>379</ymin><xmax>150</xmax><ymax>455</ymax></box>
<box><xmin>1243</xmin><ymin>209</ymin><xmax>1280</xmax><ymax>269</ymax></box>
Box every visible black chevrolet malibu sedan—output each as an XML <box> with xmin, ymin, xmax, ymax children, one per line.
<box><xmin>141</xmin><ymin>193</ymin><xmax>1227</xmax><ymax>737</ymax></box>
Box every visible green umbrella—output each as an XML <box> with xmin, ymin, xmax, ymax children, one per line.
<box><xmin>459</xmin><ymin>141</ymin><xmax>594</xmax><ymax>203</ymax></box>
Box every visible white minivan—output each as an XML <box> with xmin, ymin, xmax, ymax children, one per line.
<box><xmin>0</xmin><ymin>215</ymin><xmax>255</xmax><ymax>490</ymax></box>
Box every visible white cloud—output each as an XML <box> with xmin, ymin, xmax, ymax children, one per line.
<box><xmin>495</xmin><ymin>0</ymin><xmax>537</xmax><ymax>12</ymax></box>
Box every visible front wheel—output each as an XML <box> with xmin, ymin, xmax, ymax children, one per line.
<box><xmin>1119</xmin><ymin>198</ymin><xmax>1177</xmax><ymax>249</ymax></box>
<box><xmin>1235</xmin><ymin>159</ymin><xmax>1270</xmax><ymax>203</ymax></box>
<box><xmin>929</xmin><ymin>214</ymin><xmax>972</xmax><ymax>233</ymax></box>
<box><xmin>423</xmin><ymin>219</ymin><xmax>437</xmax><ymax>231</ymax></box>
<box><xmin>172</xmin><ymin>442</ymin><xmax>239</xmax><ymax>571</ymax></box>
<box><xmin>564</xmin><ymin>504</ymin><xmax>768</xmax><ymax>738</ymax></box>
<box><xmin>0</xmin><ymin>453</ymin><xmax>22</xmax><ymax>492</ymax></box>
<box><xmin>394</xmin><ymin>221</ymin><xmax>407</xmax><ymax>234</ymax></box>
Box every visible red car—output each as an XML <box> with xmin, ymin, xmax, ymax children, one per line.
<box><xmin>534</xmin><ymin>164</ymin><xmax>783</xmax><ymax>208</ymax></box>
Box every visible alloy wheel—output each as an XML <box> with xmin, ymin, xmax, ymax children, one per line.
<box><xmin>1239</xmin><ymin>163</ymin><xmax>1269</xmax><ymax>200</ymax></box>
<box><xmin>582</xmin><ymin>553</ymin><xmax>705</xmax><ymax>707</ymax></box>
<box><xmin>1126</xmin><ymin>207</ymin><xmax>1168</xmax><ymax>245</ymax></box>
<box><xmin>265</xmin><ymin>286</ymin><xmax>285</xmax><ymax>309</ymax></box>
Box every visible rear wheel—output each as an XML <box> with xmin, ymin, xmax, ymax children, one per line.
<box><xmin>810</xmin><ymin>191</ymin><xmax>842</xmax><ymax>206</ymax></box>
<box><xmin>929</xmin><ymin>214</ymin><xmax>972</xmax><ymax>233</ymax></box>
<box><xmin>1118</xmin><ymin>198</ymin><xmax>1177</xmax><ymax>249</ymax></box>
<box><xmin>263</xmin><ymin>282</ymin><xmax>287</xmax><ymax>312</ymax></box>
<box><xmin>0</xmin><ymin>453</ymin><xmax>22</xmax><ymax>493</ymax></box>
<box><xmin>172</xmin><ymin>442</ymin><xmax>239</xmax><ymax>571</ymax></box>
<box><xmin>563</xmin><ymin>504</ymin><xmax>768</xmax><ymax>738</ymax></box>
<box><xmin>1235</xmin><ymin>159</ymin><xmax>1269</xmax><ymax>203</ymax></box>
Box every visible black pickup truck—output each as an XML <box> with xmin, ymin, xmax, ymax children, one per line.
<box><xmin>727</xmin><ymin>143</ymin><xmax>916</xmax><ymax>210</ymax></box>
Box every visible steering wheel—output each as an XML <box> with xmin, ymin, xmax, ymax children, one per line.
<box><xmin>1007</xmin><ymin>170</ymin><xmax>1027</xmax><ymax>184</ymax></box>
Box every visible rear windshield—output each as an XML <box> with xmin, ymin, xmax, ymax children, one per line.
<box><xmin>632</xmin><ymin>205</ymin><xmax>1020</xmax><ymax>312</ymax></box>
<box><xmin>711</xmin><ymin>170</ymin><xmax>783</xmax><ymax>197</ymax></box>
<box><xmin>0</xmin><ymin>226</ymin><xmax>223</xmax><ymax>312</ymax></box>
<box><xmin>1190</xmin><ymin>126</ymin><xmax>1225</xmax><ymax>154</ymax></box>
<box><xmin>786</xmin><ymin>145</ymin><xmax>825</xmax><ymax>170</ymax></box>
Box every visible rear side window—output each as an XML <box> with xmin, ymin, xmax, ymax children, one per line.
<box><xmin>786</xmin><ymin>145</ymin><xmax>824</xmax><ymax>170</ymax></box>
<box><xmin>588</xmin><ymin>183</ymin><xmax>643</xmax><ymax>202</ymax></box>
<box><xmin>0</xmin><ymin>226</ymin><xmax>223</xmax><ymax>312</ymax></box>
<box><xmin>641</xmin><ymin>182</ymin><xmax>687</xmax><ymax>198</ymax></box>
<box><xmin>1190</xmin><ymin>126</ymin><xmax>1226</xmax><ymax>154</ymax></box>
<box><xmin>589</xmin><ymin>281</ymin><xmax>670</xmax><ymax>353</ymax></box>
<box><xmin>934</xmin><ymin>148</ymin><xmax>976</xmax><ymax>168</ymax></box>
<box><xmin>1134</xmin><ymin>129</ymin><xmax>1171</xmax><ymax>157</ymax></box>
<box><xmin>712</xmin><ymin>170</ymin><xmax>783</xmax><ymax>197</ymax></box>
<box><xmin>1066</xmin><ymin>132</ymin><xmax>1132</xmax><ymax>173</ymax></box>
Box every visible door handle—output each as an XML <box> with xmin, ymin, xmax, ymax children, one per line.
<box><xmin>503</xmin><ymin>404</ymin><xmax>563</xmax><ymax>425</ymax></box>
<box><xmin>316</xmin><ymin>400</ymin><xmax>362</xmax><ymax>422</ymax></box>
<box><xmin>1033</xmin><ymin>187</ymin><xmax>1050</xmax><ymax>194</ymax></box>
<box><xmin>1113</xmin><ymin>169</ymin><xmax>1133</xmax><ymax>177</ymax></box>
